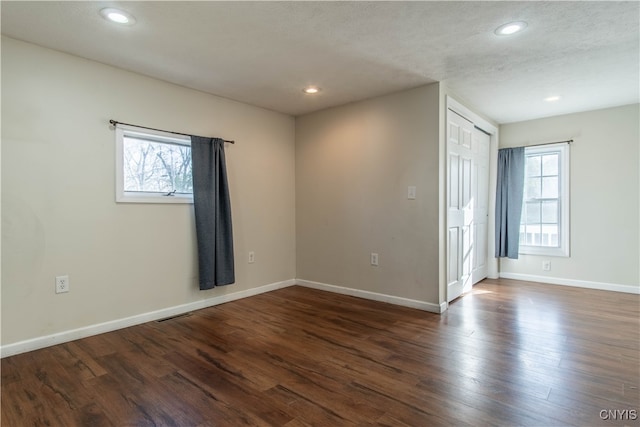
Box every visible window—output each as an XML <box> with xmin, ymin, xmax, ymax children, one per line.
<box><xmin>519</xmin><ymin>143</ymin><xmax>570</xmax><ymax>256</ymax></box>
<box><xmin>115</xmin><ymin>124</ymin><xmax>193</xmax><ymax>203</ymax></box>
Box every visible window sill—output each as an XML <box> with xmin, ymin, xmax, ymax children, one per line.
<box><xmin>116</xmin><ymin>192</ymin><xmax>193</xmax><ymax>204</ymax></box>
<box><xmin>519</xmin><ymin>246</ymin><xmax>569</xmax><ymax>257</ymax></box>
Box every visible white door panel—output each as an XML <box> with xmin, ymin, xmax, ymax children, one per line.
<box><xmin>462</xmin><ymin>157</ymin><xmax>471</xmax><ymax>209</ymax></box>
<box><xmin>472</xmin><ymin>131</ymin><xmax>490</xmax><ymax>284</ymax></box>
<box><xmin>447</xmin><ymin>109</ymin><xmax>490</xmax><ymax>302</ymax></box>
<box><xmin>447</xmin><ymin>227</ymin><xmax>459</xmax><ymax>288</ymax></box>
<box><xmin>449</xmin><ymin>154</ymin><xmax>460</xmax><ymax>210</ymax></box>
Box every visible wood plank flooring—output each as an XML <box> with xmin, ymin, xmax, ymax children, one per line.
<box><xmin>2</xmin><ymin>279</ymin><xmax>639</xmax><ymax>426</ymax></box>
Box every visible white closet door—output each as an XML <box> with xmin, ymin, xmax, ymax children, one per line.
<box><xmin>471</xmin><ymin>130</ymin><xmax>490</xmax><ymax>284</ymax></box>
<box><xmin>447</xmin><ymin>109</ymin><xmax>490</xmax><ymax>302</ymax></box>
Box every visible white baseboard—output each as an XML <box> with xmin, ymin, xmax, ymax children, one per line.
<box><xmin>498</xmin><ymin>272</ymin><xmax>639</xmax><ymax>294</ymax></box>
<box><xmin>1</xmin><ymin>279</ymin><xmax>296</xmax><ymax>358</ymax></box>
<box><xmin>296</xmin><ymin>279</ymin><xmax>446</xmax><ymax>313</ymax></box>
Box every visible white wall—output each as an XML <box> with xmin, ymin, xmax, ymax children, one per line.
<box><xmin>1</xmin><ymin>37</ymin><xmax>297</xmax><ymax>346</ymax></box>
<box><xmin>4</xmin><ymin>36</ymin><xmax>637</xmax><ymax>354</ymax></box>
<box><xmin>499</xmin><ymin>104</ymin><xmax>639</xmax><ymax>291</ymax></box>
<box><xmin>295</xmin><ymin>84</ymin><xmax>442</xmax><ymax>308</ymax></box>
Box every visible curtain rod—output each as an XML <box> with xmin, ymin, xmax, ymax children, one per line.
<box><xmin>109</xmin><ymin>120</ymin><xmax>235</xmax><ymax>144</ymax></box>
<box><xmin>474</xmin><ymin>125</ymin><xmax>491</xmax><ymax>136</ymax></box>
<box><xmin>516</xmin><ymin>139</ymin><xmax>573</xmax><ymax>148</ymax></box>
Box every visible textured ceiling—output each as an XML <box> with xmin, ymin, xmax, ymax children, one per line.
<box><xmin>2</xmin><ymin>1</ymin><xmax>638</xmax><ymax>123</ymax></box>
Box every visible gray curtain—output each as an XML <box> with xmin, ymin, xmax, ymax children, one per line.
<box><xmin>495</xmin><ymin>147</ymin><xmax>525</xmax><ymax>259</ymax></box>
<box><xmin>191</xmin><ymin>136</ymin><xmax>235</xmax><ymax>290</ymax></box>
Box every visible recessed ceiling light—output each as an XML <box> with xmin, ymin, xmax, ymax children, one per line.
<box><xmin>544</xmin><ymin>95</ymin><xmax>561</xmax><ymax>102</ymax></box>
<box><xmin>100</xmin><ymin>8</ymin><xmax>136</xmax><ymax>25</ymax></box>
<box><xmin>303</xmin><ymin>86</ymin><xmax>320</xmax><ymax>94</ymax></box>
<box><xmin>494</xmin><ymin>21</ymin><xmax>527</xmax><ymax>36</ymax></box>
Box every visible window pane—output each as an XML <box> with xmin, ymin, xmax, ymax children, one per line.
<box><xmin>542</xmin><ymin>200</ymin><xmax>558</xmax><ymax>223</ymax></box>
<box><xmin>541</xmin><ymin>176</ymin><xmax>558</xmax><ymax>199</ymax></box>
<box><xmin>542</xmin><ymin>154</ymin><xmax>558</xmax><ymax>176</ymax></box>
<box><xmin>550</xmin><ymin>228</ymin><xmax>559</xmax><ymax>247</ymax></box>
<box><xmin>525</xmin><ymin>224</ymin><xmax>541</xmax><ymax>245</ymax></box>
<box><xmin>123</xmin><ymin>137</ymin><xmax>193</xmax><ymax>193</ymax></box>
<box><xmin>523</xmin><ymin>225</ymin><xmax>533</xmax><ymax>245</ymax></box>
<box><xmin>526</xmin><ymin>155</ymin><xmax>541</xmax><ymax>177</ymax></box>
<box><xmin>519</xmin><ymin>144</ymin><xmax>569</xmax><ymax>254</ymax></box>
<box><xmin>541</xmin><ymin>224</ymin><xmax>559</xmax><ymax>247</ymax></box>
<box><xmin>525</xmin><ymin>201</ymin><xmax>541</xmax><ymax>224</ymax></box>
<box><xmin>526</xmin><ymin>177</ymin><xmax>541</xmax><ymax>199</ymax></box>
<box><xmin>542</xmin><ymin>232</ymin><xmax>549</xmax><ymax>246</ymax></box>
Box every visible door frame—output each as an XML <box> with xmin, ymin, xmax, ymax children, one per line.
<box><xmin>444</xmin><ymin>96</ymin><xmax>499</xmax><ymax>306</ymax></box>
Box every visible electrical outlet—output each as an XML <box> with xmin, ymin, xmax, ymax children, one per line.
<box><xmin>542</xmin><ymin>260</ymin><xmax>551</xmax><ymax>271</ymax></box>
<box><xmin>371</xmin><ymin>253</ymin><xmax>379</xmax><ymax>266</ymax></box>
<box><xmin>248</xmin><ymin>251</ymin><xmax>255</xmax><ymax>264</ymax></box>
<box><xmin>55</xmin><ymin>275</ymin><xmax>69</xmax><ymax>294</ymax></box>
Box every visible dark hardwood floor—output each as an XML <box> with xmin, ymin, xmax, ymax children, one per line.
<box><xmin>2</xmin><ymin>279</ymin><xmax>639</xmax><ymax>426</ymax></box>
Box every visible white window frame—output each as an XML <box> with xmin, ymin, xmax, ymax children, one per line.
<box><xmin>519</xmin><ymin>143</ymin><xmax>570</xmax><ymax>257</ymax></box>
<box><xmin>115</xmin><ymin>124</ymin><xmax>194</xmax><ymax>204</ymax></box>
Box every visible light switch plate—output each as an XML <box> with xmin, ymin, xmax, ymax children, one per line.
<box><xmin>408</xmin><ymin>186</ymin><xmax>416</xmax><ymax>200</ymax></box>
